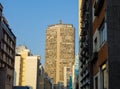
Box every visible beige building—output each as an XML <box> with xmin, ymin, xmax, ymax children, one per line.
<box><xmin>64</xmin><ymin>67</ymin><xmax>72</xmax><ymax>88</ymax></box>
<box><xmin>44</xmin><ymin>21</ymin><xmax>75</xmax><ymax>85</ymax></box>
<box><xmin>14</xmin><ymin>45</ymin><xmax>40</xmax><ymax>89</ymax></box>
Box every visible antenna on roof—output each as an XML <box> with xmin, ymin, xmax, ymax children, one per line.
<box><xmin>59</xmin><ymin>20</ymin><xmax>62</xmax><ymax>24</ymax></box>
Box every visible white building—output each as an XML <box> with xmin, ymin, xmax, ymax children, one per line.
<box><xmin>14</xmin><ymin>45</ymin><xmax>40</xmax><ymax>89</ymax></box>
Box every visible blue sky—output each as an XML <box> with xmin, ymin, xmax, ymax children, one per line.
<box><xmin>0</xmin><ymin>0</ymin><xmax>78</xmax><ymax>66</ymax></box>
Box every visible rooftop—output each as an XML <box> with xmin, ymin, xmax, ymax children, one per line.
<box><xmin>48</xmin><ymin>20</ymin><xmax>73</xmax><ymax>28</ymax></box>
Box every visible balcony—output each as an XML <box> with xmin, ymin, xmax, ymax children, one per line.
<box><xmin>81</xmin><ymin>49</ymin><xmax>86</xmax><ymax>57</ymax></box>
<box><xmin>80</xmin><ymin>43</ymin><xmax>83</xmax><ymax>48</ymax></box>
<box><xmin>94</xmin><ymin>0</ymin><xmax>104</xmax><ymax>16</ymax></box>
<box><xmin>85</xmin><ymin>52</ymin><xmax>89</xmax><ymax>59</ymax></box>
<box><xmin>81</xmin><ymin>24</ymin><xmax>85</xmax><ymax>29</ymax></box>
<box><xmin>81</xmin><ymin>29</ymin><xmax>87</xmax><ymax>36</ymax></box>
<box><xmin>80</xmin><ymin>57</ymin><xmax>83</xmax><ymax>62</ymax></box>
<box><xmin>85</xmin><ymin>11</ymin><xmax>89</xmax><ymax>18</ymax></box>
<box><xmin>80</xmin><ymin>36</ymin><xmax>86</xmax><ymax>42</ymax></box>
<box><xmin>81</xmin><ymin>64</ymin><xmax>83</xmax><ymax>68</ymax></box>
<box><xmin>82</xmin><ymin>58</ymin><xmax>86</xmax><ymax>64</ymax></box>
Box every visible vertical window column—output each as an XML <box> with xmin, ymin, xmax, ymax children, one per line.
<box><xmin>100</xmin><ymin>22</ymin><xmax>107</xmax><ymax>45</ymax></box>
<box><xmin>100</xmin><ymin>63</ymin><xmax>108</xmax><ymax>89</ymax></box>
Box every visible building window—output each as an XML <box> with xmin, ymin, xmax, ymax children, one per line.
<box><xmin>101</xmin><ymin>63</ymin><xmax>108</xmax><ymax>89</ymax></box>
<box><xmin>95</xmin><ymin>76</ymin><xmax>98</xmax><ymax>89</ymax></box>
<box><xmin>100</xmin><ymin>22</ymin><xmax>107</xmax><ymax>45</ymax></box>
<box><xmin>94</xmin><ymin>37</ymin><xmax>97</xmax><ymax>51</ymax></box>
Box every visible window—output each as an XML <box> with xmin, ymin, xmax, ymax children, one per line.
<box><xmin>7</xmin><ymin>75</ymin><xmax>12</xmax><ymax>82</ymax></box>
<box><xmin>94</xmin><ymin>0</ymin><xmax>104</xmax><ymax>16</ymax></box>
<box><xmin>100</xmin><ymin>22</ymin><xmax>107</xmax><ymax>45</ymax></box>
<box><xmin>94</xmin><ymin>37</ymin><xmax>97</xmax><ymax>51</ymax></box>
<box><xmin>101</xmin><ymin>63</ymin><xmax>108</xmax><ymax>89</ymax></box>
<box><xmin>95</xmin><ymin>77</ymin><xmax>98</xmax><ymax>89</ymax></box>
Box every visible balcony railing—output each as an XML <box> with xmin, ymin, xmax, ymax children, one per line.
<box><xmin>80</xmin><ymin>36</ymin><xmax>86</xmax><ymax>42</ymax></box>
<box><xmin>81</xmin><ymin>31</ymin><xmax>87</xmax><ymax>36</ymax></box>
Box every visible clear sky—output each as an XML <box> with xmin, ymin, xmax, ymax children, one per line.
<box><xmin>0</xmin><ymin>0</ymin><xmax>78</xmax><ymax>66</ymax></box>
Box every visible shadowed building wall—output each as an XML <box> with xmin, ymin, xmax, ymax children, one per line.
<box><xmin>0</xmin><ymin>3</ymin><xmax>16</xmax><ymax>89</ymax></box>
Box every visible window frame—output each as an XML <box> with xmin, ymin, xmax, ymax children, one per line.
<box><xmin>99</xmin><ymin>21</ymin><xmax>107</xmax><ymax>46</ymax></box>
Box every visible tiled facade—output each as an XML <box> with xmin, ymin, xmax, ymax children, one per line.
<box><xmin>0</xmin><ymin>3</ymin><xmax>16</xmax><ymax>89</ymax></box>
<box><xmin>45</xmin><ymin>22</ymin><xmax>75</xmax><ymax>85</ymax></box>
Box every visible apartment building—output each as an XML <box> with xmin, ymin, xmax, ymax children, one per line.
<box><xmin>14</xmin><ymin>45</ymin><xmax>40</xmax><ymax>89</ymax></box>
<box><xmin>79</xmin><ymin>0</ymin><xmax>92</xmax><ymax>89</ymax></box>
<box><xmin>0</xmin><ymin>3</ymin><xmax>16</xmax><ymax>89</ymax></box>
<box><xmin>91</xmin><ymin>0</ymin><xmax>107</xmax><ymax>89</ymax></box>
<box><xmin>79</xmin><ymin>0</ymin><xmax>120</xmax><ymax>89</ymax></box>
<box><xmin>44</xmin><ymin>21</ymin><xmax>75</xmax><ymax>85</ymax></box>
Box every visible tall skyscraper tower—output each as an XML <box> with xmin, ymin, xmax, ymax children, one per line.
<box><xmin>44</xmin><ymin>21</ymin><xmax>75</xmax><ymax>85</ymax></box>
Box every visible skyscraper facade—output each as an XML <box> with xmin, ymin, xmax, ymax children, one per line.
<box><xmin>45</xmin><ymin>22</ymin><xmax>75</xmax><ymax>85</ymax></box>
<box><xmin>0</xmin><ymin>3</ymin><xmax>16</xmax><ymax>89</ymax></box>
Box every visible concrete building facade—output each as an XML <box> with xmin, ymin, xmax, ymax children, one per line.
<box><xmin>64</xmin><ymin>67</ymin><xmax>72</xmax><ymax>88</ymax></box>
<box><xmin>0</xmin><ymin>3</ymin><xmax>16</xmax><ymax>89</ymax></box>
<box><xmin>39</xmin><ymin>64</ymin><xmax>44</xmax><ymax>89</ymax></box>
<box><xmin>14</xmin><ymin>45</ymin><xmax>40</xmax><ymax>89</ymax></box>
<box><xmin>78</xmin><ymin>0</ymin><xmax>92</xmax><ymax>89</ymax></box>
<box><xmin>44</xmin><ymin>22</ymin><xmax>75</xmax><ymax>85</ymax></box>
<box><xmin>44</xmin><ymin>74</ymin><xmax>54</xmax><ymax>89</ymax></box>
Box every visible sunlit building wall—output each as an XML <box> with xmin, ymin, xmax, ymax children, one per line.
<box><xmin>26</xmin><ymin>56</ymin><xmax>40</xmax><ymax>89</ymax></box>
<box><xmin>64</xmin><ymin>67</ymin><xmax>72</xmax><ymax>88</ymax></box>
<box><xmin>45</xmin><ymin>22</ymin><xmax>75</xmax><ymax>85</ymax></box>
<box><xmin>14</xmin><ymin>45</ymin><xmax>40</xmax><ymax>89</ymax></box>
